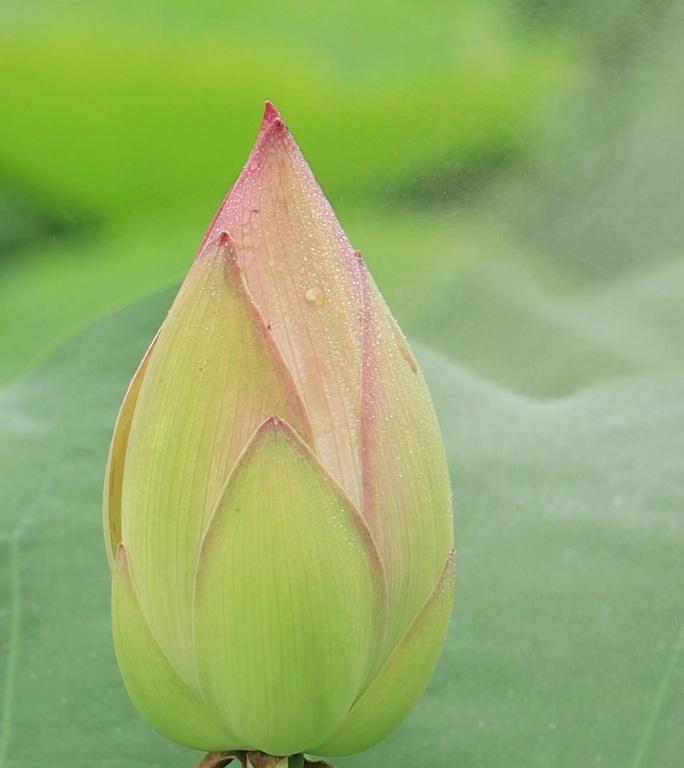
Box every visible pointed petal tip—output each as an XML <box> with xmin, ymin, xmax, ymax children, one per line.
<box><xmin>225</xmin><ymin>418</ymin><xmax>304</xmax><ymax>476</ymax></box>
<box><xmin>261</xmin><ymin>414</ymin><xmax>284</xmax><ymax>429</ymax></box>
<box><xmin>216</xmin><ymin>230</ymin><xmax>242</xmax><ymax>272</ymax></box>
<box><xmin>255</xmin><ymin>414</ymin><xmax>297</xmax><ymax>440</ymax></box>
<box><xmin>198</xmin><ymin>103</ymin><xmax>289</xmax><ymax>253</ymax></box>
<box><xmin>196</xmin><ymin>229</ymin><xmax>242</xmax><ymax>279</ymax></box>
<box><xmin>114</xmin><ymin>542</ymin><xmax>133</xmax><ymax>578</ymax></box>
<box><xmin>261</xmin><ymin>101</ymin><xmax>288</xmax><ymax>138</ymax></box>
<box><xmin>443</xmin><ymin>548</ymin><xmax>456</xmax><ymax>588</ymax></box>
<box><xmin>263</xmin><ymin>100</ymin><xmax>282</xmax><ymax>125</ymax></box>
<box><xmin>195</xmin><ymin>227</ymin><xmax>234</xmax><ymax>264</ymax></box>
<box><xmin>217</xmin><ymin>230</ymin><xmax>235</xmax><ymax>250</ymax></box>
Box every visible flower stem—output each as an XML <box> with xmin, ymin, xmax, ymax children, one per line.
<box><xmin>198</xmin><ymin>752</ymin><xmax>335</xmax><ymax>768</ymax></box>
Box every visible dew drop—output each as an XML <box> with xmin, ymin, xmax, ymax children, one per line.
<box><xmin>305</xmin><ymin>285</ymin><xmax>325</xmax><ymax>306</ymax></box>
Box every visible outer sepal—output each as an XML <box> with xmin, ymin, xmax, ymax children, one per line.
<box><xmin>311</xmin><ymin>550</ymin><xmax>455</xmax><ymax>756</ymax></box>
<box><xmin>112</xmin><ymin>544</ymin><xmax>241</xmax><ymax>750</ymax></box>
<box><xmin>358</xmin><ymin>254</ymin><xmax>453</xmax><ymax>653</ymax></box>
<box><xmin>193</xmin><ymin>417</ymin><xmax>387</xmax><ymax>757</ymax></box>
<box><xmin>103</xmin><ymin>331</ymin><xmax>158</xmax><ymax>568</ymax></box>
<box><xmin>119</xmin><ymin>233</ymin><xmax>312</xmax><ymax>682</ymax></box>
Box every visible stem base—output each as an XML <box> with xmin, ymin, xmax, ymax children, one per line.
<box><xmin>197</xmin><ymin>751</ymin><xmax>335</xmax><ymax>768</ymax></box>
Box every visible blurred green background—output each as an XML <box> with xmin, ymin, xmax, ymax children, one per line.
<box><xmin>3</xmin><ymin>0</ymin><xmax>680</xmax><ymax>392</ymax></box>
<box><xmin>2</xmin><ymin>2</ymin><xmax>684</xmax><ymax>767</ymax></box>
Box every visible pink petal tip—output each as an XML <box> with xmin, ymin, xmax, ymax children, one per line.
<box><xmin>262</xmin><ymin>101</ymin><xmax>287</xmax><ymax>135</ymax></box>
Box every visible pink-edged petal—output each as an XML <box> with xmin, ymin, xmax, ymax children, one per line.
<box><xmin>358</xmin><ymin>254</ymin><xmax>453</xmax><ymax>653</ymax></box>
<box><xmin>121</xmin><ymin>234</ymin><xmax>312</xmax><ymax>684</ymax></box>
<box><xmin>200</xmin><ymin>103</ymin><xmax>364</xmax><ymax>508</ymax></box>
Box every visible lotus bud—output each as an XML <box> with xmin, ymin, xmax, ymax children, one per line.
<box><xmin>104</xmin><ymin>103</ymin><xmax>454</xmax><ymax>764</ymax></box>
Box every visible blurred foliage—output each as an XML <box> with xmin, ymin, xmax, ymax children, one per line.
<box><xmin>0</xmin><ymin>0</ymin><xmax>586</xmax><ymax>385</ymax></box>
<box><xmin>0</xmin><ymin>0</ymin><xmax>681</xmax><ymax>390</ymax></box>
<box><xmin>0</xmin><ymin>0</ymin><xmax>578</xmax><ymax>221</ymax></box>
<box><xmin>501</xmin><ymin>0</ymin><xmax>684</xmax><ymax>280</ymax></box>
<box><xmin>1</xmin><ymin>0</ymin><xmax>681</xmax><ymax>390</ymax></box>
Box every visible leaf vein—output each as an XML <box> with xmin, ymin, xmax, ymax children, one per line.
<box><xmin>630</xmin><ymin>611</ymin><xmax>684</xmax><ymax>768</ymax></box>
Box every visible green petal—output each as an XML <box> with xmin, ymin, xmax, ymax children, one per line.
<box><xmin>103</xmin><ymin>331</ymin><xmax>157</xmax><ymax>570</ymax></box>
<box><xmin>204</xmin><ymin>105</ymin><xmax>365</xmax><ymax>507</ymax></box>
<box><xmin>312</xmin><ymin>551</ymin><xmax>455</xmax><ymax>757</ymax></box>
<box><xmin>112</xmin><ymin>544</ymin><xmax>243</xmax><ymax>751</ymax></box>
<box><xmin>193</xmin><ymin>417</ymin><xmax>387</xmax><ymax>757</ymax></box>
<box><xmin>121</xmin><ymin>234</ymin><xmax>312</xmax><ymax>683</ymax></box>
<box><xmin>358</xmin><ymin>259</ymin><xmax>453</xmax><ymax>653</ymax></box>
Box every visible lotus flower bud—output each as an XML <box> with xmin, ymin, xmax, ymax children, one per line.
<box><xmin>104</xmin><ymin>103</ymin><xmax>454</xmax><ymax>762</ymax></box>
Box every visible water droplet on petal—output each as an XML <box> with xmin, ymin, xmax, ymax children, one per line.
<box><xmin>305</xmin><ymin>285</ymin><xmax>325</xmax><ymax>306</ymax></box>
